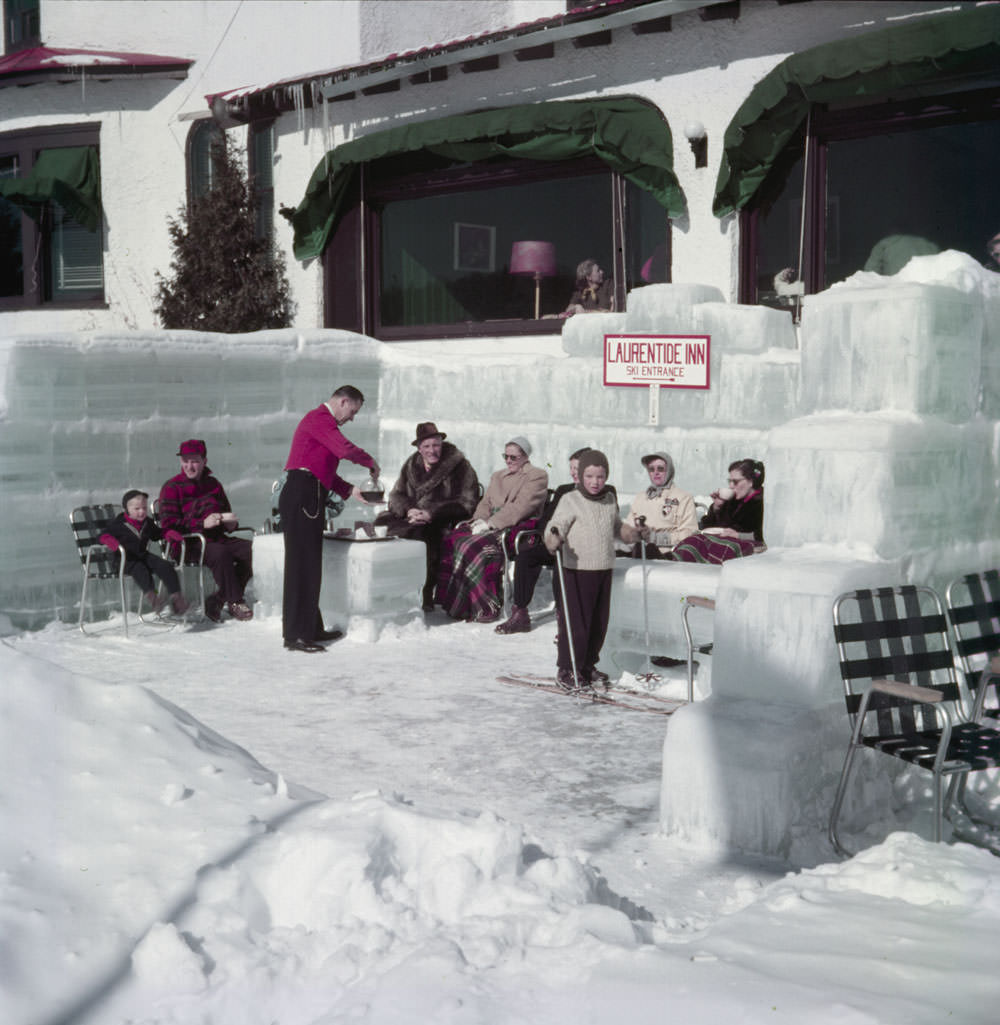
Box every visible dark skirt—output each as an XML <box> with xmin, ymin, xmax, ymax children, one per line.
<box><xmin>670</xmin><ymin>531</ymin><xmax>758</xmax><ymax>564</ymax></box>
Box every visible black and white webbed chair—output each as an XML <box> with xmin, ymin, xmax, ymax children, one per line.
<box><xmin>946</xmin><ymin>569</ymin><xmax>1000</xmax><ymax>725</ymax></box>
<box><xmin>71</xmin><ymin>504</ymin><xmax>162</xmax><ymax>637</ymax></box>
<box><xmin>829</xmin><ymin>585</ymin><xmax>1000</xmax><ymax>857</ymax></box>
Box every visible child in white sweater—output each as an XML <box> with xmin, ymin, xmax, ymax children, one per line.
<box><xmin>545</xmin><ymin>450</ymin><xmax>638</xmax><ymax>689</ymax></box>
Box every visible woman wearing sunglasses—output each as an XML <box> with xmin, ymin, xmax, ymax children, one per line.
<box><xmin>671</xmin><ymin>458</ymin><xmax>765</xmax><ymax>564</ymax></box>
<box><xmin>435</xmin><ymin>437</ymin><xmax>548</xmax><ymax>623</ymax></box>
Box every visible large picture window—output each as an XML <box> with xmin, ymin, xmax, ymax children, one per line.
<box><xmin>0</xmin><ymin>125</ymin><xmax>104</xmax><ymax>309</ymax></box>
<box><xmin>187</xmin><ymin>120</ymin><xmax>225</xmax><ymax>206</ymax></box>
<box><xmin>744</xmin><ymin>90</ymin><xmax>1000</xmax><ymax>311</ymax></box>
<box><xmin>328</xmin><ymin>154</ymin><xmax>668</xmax><ymax>339</ymax></box>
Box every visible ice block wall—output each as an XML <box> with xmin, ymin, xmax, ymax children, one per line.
<box><xmin>0</xmin><ymin>330</ymin><xmax>381</xmax><ymax>625</ymax></box>
<box><xmin>376</xmin><ymin>284</ymin><xmax>800</xmax><ymax>506</ymax></box>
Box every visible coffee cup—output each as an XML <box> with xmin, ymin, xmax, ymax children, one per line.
<box><xmin>718</xmin><ymin>486</ymin><xmax>734</xmax><ymax>501</ymax></box>
<box><xmin>374</xmin><ymin>525</ymin><xmax>388</xmax><ymax>538</ymax></box>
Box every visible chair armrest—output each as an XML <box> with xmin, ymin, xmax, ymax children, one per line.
<box><xmin>83</xmin><ymin>542</ymin><xmax>126</xmax><ymax>581</ymax></box>
<box><xmin>684</xmin><ymin>595</ymin><xmax>716</xmax><ymax>612</ymax></box>
<box><xmin>173</xmin><ymin>531</ymin><xmax>207</xmax><ymax>567</ymax></box>
<box><xmin>861</xmin><ymin>680</ymin><xmax>956</xmax><ymax>771</ymax></box>
<box><xmin>870</xmin><ymin>678</ymin><xmax>943</xmax><ymax>703</ymax></box>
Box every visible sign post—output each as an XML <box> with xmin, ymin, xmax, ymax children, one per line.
<box><xmin>603</xmin><ymin>334</ymin><xmax>711</xmax><ymax>425</ymax></box>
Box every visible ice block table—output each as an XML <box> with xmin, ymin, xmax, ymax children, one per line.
<box><xmin>251</xmin><ymin>533</ymin><xmax>425</xmax><ymax>639</ymax></box>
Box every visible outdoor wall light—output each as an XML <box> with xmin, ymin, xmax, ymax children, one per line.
<box><xmin>683</xmin><ymin>120</ymin><xmax>708</xmax><ymax>168</ymax></box>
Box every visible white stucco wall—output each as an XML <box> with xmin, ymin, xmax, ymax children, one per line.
<box><xmin>40</xmin><ymin>0</ymin><xmax>364</xmax><ymax>95</ymax></box>
<box><xmin>358</xmin><ymin>0</ymin><xmax>566</xmax><ymax>60</ymax></box>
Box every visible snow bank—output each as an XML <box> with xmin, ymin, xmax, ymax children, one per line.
<box><xmin>0</xmin><ymin>642</ymin><xmax>320</xmax><ymax>1025</ymax></box>
<box><xmin>4</xmin><ymin>631</ymin><xmax>1000</xmax><ymax>1025</ymax></box>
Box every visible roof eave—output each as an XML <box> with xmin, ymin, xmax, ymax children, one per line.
<box><xmin>209</xmin><ymin>0</ymin><xmax>725</xmax><ymax>121</ymax></box>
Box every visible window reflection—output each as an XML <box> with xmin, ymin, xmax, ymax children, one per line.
<box><xmin>378</xmin><ymin>172</ymin><xmax>631</xmax><ymax>328</ymax></box>
<box><xmin>749</xmin><ymin>105</ymin><xmax>1000</xmax><ymax>309</ymax></box>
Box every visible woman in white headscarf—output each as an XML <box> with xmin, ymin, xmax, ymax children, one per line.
<box><xmin>624</xmin><ymin>451</ymin><xmax>697</xmax><ymax>559</ymax></box>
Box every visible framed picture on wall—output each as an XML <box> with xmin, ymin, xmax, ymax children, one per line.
<box><xmin>454</xmin><ymin>222</ymin><xmax>495</xmax><ymax>272</ymax></box>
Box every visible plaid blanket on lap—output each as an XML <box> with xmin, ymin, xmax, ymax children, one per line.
<box><xmin>436</xmin><ymin>519</ymin><xmax>537</xmax><ymax>621</ymax></box>
<box><xmin>436</xmin><ymin>528</ymin><xmax>504</xmax><ymax>621</ymax></box>
<box><xmin>671</xmin><ymin>531</ymin><xmax>757</xmax><ymax>564</ymax></box>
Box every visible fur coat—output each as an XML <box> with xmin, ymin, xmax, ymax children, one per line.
<box><xmin>385</xmin><ymin>442</ymin><xmax>480</xmax><ymax>522</ymax></box>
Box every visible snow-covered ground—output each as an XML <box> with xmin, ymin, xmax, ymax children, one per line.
<box><xmin>3</xmin><ymin>609</ymin><xmax>999</xmax><ymax>1025</ymax></box>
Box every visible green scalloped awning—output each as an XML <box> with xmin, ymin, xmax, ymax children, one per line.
<box><xmin>292</xmin><ymin>96</ymin><xmax>684</xmax><ymax>261</ymax></box>
<box><xmin>713</xmin><ymin>5</ymin><xmax>1000</xmax><ymax>218</ymax></box>
<box><xmin>0</xmin><ymin>145</ymin><xmax>102</xmax><ymax>231</ymax></box>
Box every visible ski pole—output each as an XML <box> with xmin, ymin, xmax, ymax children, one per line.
<box><xmin>550</xmin><ymin>526</ymin><xmax>581</xmax><ymax>693</ymax></box>
<box><xmin>636</xmin><ymin>515</ymin><xmax>652</xmax><ymax>674</ymax></box>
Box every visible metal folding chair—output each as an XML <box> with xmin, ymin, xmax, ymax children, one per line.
<box><xmin>829</xmin><ymin>585</ymin><xmax>1000</xmax><ymax>857</ymax></box>
<box><xmin>681</xmin><ymin>594</ymin><xmax>714</xmax><ymax>703</ymax></box>
<box><xmin>946</xmin><ymin>569</ymin><xmax>1000</xmax><ymax>724</ymax></box>
<box><xmin>152</xmin><ymin>498</ymin><xmax>209</xmax><ymax>612</ymax></box>
<box><xmin>71</xmin><ymin>504</ymin><xmax>141</xmax><ymax>637</ymax></box>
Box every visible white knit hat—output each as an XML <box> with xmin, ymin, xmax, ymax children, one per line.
<box><xmin>506</xmin><ymin>436</ymin><xmax>532</xmax><ymax>457</ymax></box>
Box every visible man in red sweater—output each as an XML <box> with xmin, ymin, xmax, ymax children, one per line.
<box><xmin>280</xmin><ymin>385</ymin><xmax>380</xmax><ymax>652</ymax></box>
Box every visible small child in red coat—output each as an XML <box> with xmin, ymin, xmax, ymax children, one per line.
<box><xmin>99</xmin><ymin>490</ymin><xmax>189</xmax><ymax>614</ymax></box>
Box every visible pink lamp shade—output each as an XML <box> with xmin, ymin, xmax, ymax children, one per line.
<box><xmin>510</xmin><ymin>241</ymin><xmax>556</xmax><ymax>278</ymax></box>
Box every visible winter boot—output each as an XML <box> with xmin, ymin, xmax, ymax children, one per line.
<box><xmin>495</xmin><ymin>605</ymin><xmax>531</xmax><ymax>635</ymax></box>
<box><xmin>587</xmin><ymin>667</ymin><xmax>611</xmax><ymax>688</ymax></box>
<box><xmin>227</xmin><ymin>600</ymin><xmax>254</xmax><ymax>621</ymax></box>
<box><xmin>170</xmin><ymin>592</ymin><xmax>190</xmax><ymax>615</ymax></box>
<box><xmin>557</xmin><ymin>668</ymin><xmax>586</xmax><ymax>692</ymax></box>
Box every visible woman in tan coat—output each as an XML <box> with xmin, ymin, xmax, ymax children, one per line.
<box><xmin>435</xmin><ymin>437</ymin><xmax>548</xmax><ymax>622</ymax></box>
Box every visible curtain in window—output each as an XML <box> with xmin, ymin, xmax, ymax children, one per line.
<box><xmin>713</xmin><ymin>5</ymin><xmax>1000</xmax><ymax>218</ymax></box>
<box><xmin>0</xmin><ymin>145</ymin><xmax>102</xmax><ymax>231</ymax></box>
<box><xmin>293</xmin><ymin>96</ymin><xmax>683</xmax><ymax>261</ymax></box>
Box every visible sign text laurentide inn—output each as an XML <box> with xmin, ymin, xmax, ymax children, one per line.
<box><xmin>603</xmin><ymin>334</ymin><xmax>710</xmax><ymax>390</ymax></box>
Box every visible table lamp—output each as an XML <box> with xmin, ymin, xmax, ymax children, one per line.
<box><xmin>510</xmin><ymin>241</ymin><xmax>556</xmax><ymax>319</ymax></box>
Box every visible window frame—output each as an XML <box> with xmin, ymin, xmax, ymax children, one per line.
<box><xmin>186</xmin><ymin>119</ymin><xmax>225</xmax><ymax>212</ymax></box>
<box><xmin>3</xmin><ymin>0</ymin><xmax>40</xmax><ymax>53</ymax></box>
<box><xmin>248</xmin><ymin>119</ymin><xmax>276</xmax><ymax>241</ymax></box>
<box><xmin>0</xmin><ymin>123</ymin><xmax>105</xmax><ymax>311</ymax></box>
<box><xmin>739</xmin><ymin>85</ymin><xmax>1000</xmax><ymax>307</ymax></box>
<box><xmin>324</xmin><ymin>152</ymin><xmax>670</xmax><ymax>340</ymax></box>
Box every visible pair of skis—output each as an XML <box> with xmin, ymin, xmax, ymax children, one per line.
<box><xmin>496</xmin><ymin>673</ymin><xmax>682</xmax><ymax>715</ymax></box>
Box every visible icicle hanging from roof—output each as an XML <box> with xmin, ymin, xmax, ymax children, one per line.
<box><xmin>321</xmin><ymin>91</ymin><xmax>331</xmax><ymax>178</ymax></box>
<box><xmin>289</xmin><ymin>82</ymin><xmax>306</xmax><ymax>138</ymax></box>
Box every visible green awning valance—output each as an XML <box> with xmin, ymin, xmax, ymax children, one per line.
<box><xmin>292</xmin><ymin>96</ymin><xmax>683</xmax><ymax>261</ymax></box>
<box><xmin>0</xmin><ymin>145</ymin><xmax>102</xmax><ymax>232</ymax></box>
<box><xmin>713</xmin><ymin>5</ymin><xmax>1000</xmax><ymax>218</ymax></box>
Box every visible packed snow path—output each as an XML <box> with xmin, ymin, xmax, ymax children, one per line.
<box><xmin>13</xmin><ymin>611</ymin><xmax>746</xmax><ymax>921</ymax></box>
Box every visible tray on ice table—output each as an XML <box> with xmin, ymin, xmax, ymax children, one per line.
<box><xmin>324</xmin><ymin>530</ymin><xmax>397</xmax><ymax>543</ymax></box>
